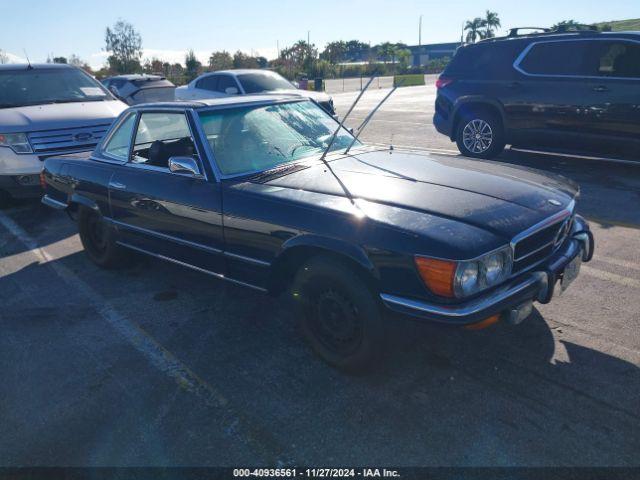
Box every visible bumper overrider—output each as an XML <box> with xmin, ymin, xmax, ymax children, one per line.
<box><xmin>381</xmin><ymin>215</ymin><xmax>594</xmax><ymax>327</ymax></box>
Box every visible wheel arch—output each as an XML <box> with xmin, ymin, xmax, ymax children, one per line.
<box><xmin>268</xmin><ymin>235</ymin><xmax>378</xmax><ymax>295</ymax></box>
<box><xmin>68</xmin><ymin>193</ymin><xmax>103</xmax><ymax>219</ymax></box>
<box><xmin>451</xmin><ymin>98</ymin><xmax>506</xmax><ymax>141</ymax></box>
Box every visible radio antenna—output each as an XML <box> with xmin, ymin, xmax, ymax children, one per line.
<box><xmin>343</xmin><ymin>80</ymin><xmax>403</xmax><ymax>155</ymax></box>
<box><xmin>23</xmin><ymin>49</ymin><xmax>33</xmax><ymax>69</ymax></box>
<box><xmin>319</xmin><ymin>75</ymin><xmax>376</xmax><ymax>161</ymax></box>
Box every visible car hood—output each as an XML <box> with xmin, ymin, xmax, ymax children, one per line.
<box><xmin>0</xmin><ymin>100</ymin><xmax>127</xmax><ymax>133</ymax></box>
<box><xmin>255</xmin><ymin>149</ymin><xmax>578</xmax><ymax>240</ymax></box>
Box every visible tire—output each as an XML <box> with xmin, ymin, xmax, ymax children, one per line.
<box><xmin>77</xmin><ymin>206</ymin><xmax>125</xmax><ymax>268</ymax></box>
<box><xmin>455</xmin><ymin>110</ymin><xmax>505</xmax><ymax>159</ymax></box>
<box><xmin>292</xmin><ymin>255</ymin><xmax>386</xmax><ymax>374</ymax></box>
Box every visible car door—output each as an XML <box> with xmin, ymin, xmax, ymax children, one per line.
<box><xmin>580</xmin><ymin>39</ymin><xmax>640</xmax><ymax>156</ymax></box>
<box><xmin>192</xmin><ymin>74</ymin><xmax>223</xmax><ymax>99</ymax></box>
<box><xmin>215</xmin><ymin>74</ymin><xmax>242</xmax><ymax>96</ymax></box>
<box><xmin>107</xmin><ymin>109</ymin><xmax>225</xmax><ymax>275</ymax></box>
<box><xmin>510</xmin><ymin>39</ymin><xmax>594</xmax><ymax>150</ymax></box>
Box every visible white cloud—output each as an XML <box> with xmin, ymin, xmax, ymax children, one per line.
<box><xmin>1</xmin><ymin>52</ymin><xmax>28</xmax><ymax>64</ymax></box>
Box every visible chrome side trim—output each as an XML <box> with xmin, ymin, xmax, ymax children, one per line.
<box><xmin>110</xmin><ymin>219</ymin><xmax>222</xmax><ymax>254</ymax></box>
<box><xmin>224</xmin><ymin>251</ymin><xmax>271</xmax><ymax>267</ymax></box>
<box><xmin>381</xmin><ymin>272</ymin><xmax>546</xmax><ymax>319</ymax></box>
<box><xmin>41</xmin><ymin>195</ymin><xmax>68</xmax><ymax>210</ymax></box>
<box><xmin>116</xmin><ymin>241</ymin><xmax>267</xmax><ymax>292</ymax></box>
<box><xmin>513</xmin><ymin>38</ymin><xmax>640</xmax><ymax>80</ymax></box>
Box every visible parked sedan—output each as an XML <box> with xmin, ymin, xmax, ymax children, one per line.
<box><xmin>102</xmin><ymin>74</ymin><xmax>176</xmax><ymax>105</ymax></box>
<box><xmin>175</xmin><ymin>69</ymin><xmax>335</xmax><ymax>115</ymax></box>
<box><xmin>41</xmin><ymin>96</ymin><xmax>594</xmax><ymax>372</ymax></box>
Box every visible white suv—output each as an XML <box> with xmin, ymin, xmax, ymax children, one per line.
<box><xmin>0</xmin><ymin>63</ymin><xmax>126</xmax><ymax>202</ymax></box>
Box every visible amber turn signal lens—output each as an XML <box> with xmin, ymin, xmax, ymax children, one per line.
<box><xmin>464</xmin><ymin>314</ymin><xmax>500</xmax><ymax>330</ymax></box>
<box><xmin>414</xmin><ymin>257</ymin><xmax>457</xmax><ymax>298</ymax></box>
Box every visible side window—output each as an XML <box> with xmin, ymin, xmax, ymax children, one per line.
<box><xmin>131</xmin><ymin>112</ymin><xmax>198</xmax><ymax>169</ymax></box>
<box><xmin>196</xmin><ymin>75</ymin><xmax>219</xmax><ymax>91</ymax></box>
<box><xmin>103</xmin><ymin>114</ymin><xmax>136</xmax><ymax>160</ymax></box>
<box><xmin>587</xmin><ymin>41</ymin><xmax>640</xmax><ymax>78</ymax></box>
<box><xmin>518</xmin><ymin>41</ymin><xmax>592</xmax><ymax>76</ymax></box>
<box><xmin>217</xmin><ymin>75</ymin><xmax>239</xmax><ymax>94</ymax></box>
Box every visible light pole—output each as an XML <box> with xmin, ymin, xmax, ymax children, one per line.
<box><xmin>419</xmin><ymin>14</ymin><xmax>423</xmax><ymax>47</ymax></box>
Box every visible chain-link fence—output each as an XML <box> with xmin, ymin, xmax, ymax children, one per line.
<box><xmin>323</xmin><ymin>76</ymin><xmax>394</xmax><ymax>94</ymax></box>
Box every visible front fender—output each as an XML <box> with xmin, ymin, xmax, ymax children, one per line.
<box><xmin>279</xmin><ymin>234</ymin><xmax>377</xmax><ymax>277</ymax></box>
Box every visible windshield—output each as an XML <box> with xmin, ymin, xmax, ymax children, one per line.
<box><xmin>199</xmin><ymin>101</ymin><xmax>359</xmax><ymax>176</ymax></box>
<box><xmin>130</xmin><ymin>87</ymin><xmax>176</xmax><ymax>104</ymax></box>
<box><xmin>0</xmin><ymin>68</ymin><xmax>110</xmax><ymax>108</ymax></box>
<box><xmin>237</xmin><ymin>72</ymin><xmax>294</xmax><ymax>93</ymax></box>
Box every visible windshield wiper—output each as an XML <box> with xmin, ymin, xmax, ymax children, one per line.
<box><xmin>249</xmin><ymin>161</ymin><xmax>311</xmax><ymax>183</ymax></box>
<box><xmin>344</xmin><ymin>79</ymin><xmax>403</xmax><ymax>155</ymax></box>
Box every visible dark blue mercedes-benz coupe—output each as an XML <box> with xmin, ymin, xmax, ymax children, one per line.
<box><xmin>41</xmin><ymin>95</ymin><xmax>594</xmax><ymax>372</ymax></box>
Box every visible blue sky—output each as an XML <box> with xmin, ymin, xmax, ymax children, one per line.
<box><xmin>1</xmin><ymin>0</ymin><xmax>638</xmax><ymax>68</ymax></box>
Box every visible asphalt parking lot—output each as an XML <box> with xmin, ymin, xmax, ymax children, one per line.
<box><xmin>1</xmin><ymin>84</ymin><xmax>639</xmax><ymax>467</ymax></box>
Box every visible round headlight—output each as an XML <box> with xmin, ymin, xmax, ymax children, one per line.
<box><xmin>484</xmin><ymin>252</ymin><xmax>506</xmax><ymax>285</ymax></box>
<box><xmin>456</xmin><ymin>262</ymin><xmax>480</xmax><ymax>297</ymax></box>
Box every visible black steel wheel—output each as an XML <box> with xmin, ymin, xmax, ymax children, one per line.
<box><xmin>77</xmin><ymin>206</ymin><xmax>125</xmax><ymax>268</ymax></box>
<box><xmin>292</xmin><ymin>255</ymin><xmax>385</xmax><ymax>373</ymax></box>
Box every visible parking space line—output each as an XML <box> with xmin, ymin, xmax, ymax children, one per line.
<box><xmin>0</xmin><ymin>210</ymin><xmax>291</xmax><ymax>465</ymax></box>
<box><xmin>510</xmin><ymin>148</ymin><xmax>640</xmax><ymax>166</ymax></box>
<box><xmin>595</xmin><ymin>255</ymin><xmax>640</xmax><ymax>271</ymax></box>
<box><xmin>581</xmin><ymin>265</ymin><xmax>640</xmax><ymax>289</ymax></box>
<box><xmin>367</xmin><ymin>142</ymin><xmax>460</xmax><ymax>155</ymax></box>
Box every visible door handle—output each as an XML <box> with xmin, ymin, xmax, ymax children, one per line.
<box><xmin>593</xmin><ymin>85</ymin><xmax>609</xmax><ymax>93</ymax></box>
<box><xmin>109</xmin><ymin>181</ymin><xmax>127</xmax><ymax>190</ymax></box>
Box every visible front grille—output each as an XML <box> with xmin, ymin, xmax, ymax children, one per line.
<box><xmin>512</xmin><ymin>214</ymin><xmax>573</xmax><ymax>273</ymax></box>
<box><xmin>28</xmin><ymin>124</ymin><xmax>111</xmax><ymax>155</ymax></box>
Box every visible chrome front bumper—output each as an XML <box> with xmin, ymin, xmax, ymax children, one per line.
<box><xmin>381</xmin><ymin>223</ymin><xmax>594</xmax><ymax>326</ymax></box>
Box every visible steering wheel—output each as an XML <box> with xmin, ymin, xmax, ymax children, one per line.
<box><xmin>288</xmin><ymin>141</ymin><xmax>318</xmax><ymax>158</ymax></box>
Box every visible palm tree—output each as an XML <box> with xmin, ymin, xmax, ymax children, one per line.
<box><xmin>484</xmin><ymin>10</ymin><xmax>501</xmax><ymax>38</ymax></box>
<box><xmin>465</xmin><ymin>18</ymin><xmax>485</xmax><ymax>43</ymax></box>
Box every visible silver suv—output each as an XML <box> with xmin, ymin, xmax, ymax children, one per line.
<box><xmin>0</xmin><ymin>63</ymin><xmax>126</xmax><ymax>202</ymax></box>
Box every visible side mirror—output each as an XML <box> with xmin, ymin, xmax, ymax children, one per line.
<box><xmin>168</xmin><ymin>156</ymin><xmax>201</xmax><ymax>177</ymax></box>
<box><xmin>225</xmin><ymin>87</ymin><xmax>239</xmax><ymax>95</ymax></box>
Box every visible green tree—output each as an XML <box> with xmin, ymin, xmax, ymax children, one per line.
<box><xmin>185</xmin><ymin>49</ymin><xmax>202</xmax><ymax>81</ymax></box>
<box><xmin>256</xmin><ymin>56</ymin><xmax>268</xmax><ymax>69</ymax></box>
<box><xmin>465</xmin><ymin>17</ymin><xmax>486</xmax><ymax>43</ymax></box>
<box><xmin>552</xmin><ymin>19</ymin><xmax>581</xmax><ymax>30</ymax></box>
<box><xmin>320</xmin><ymin>41</ymin><xmax>347</xmax><ymax>63</ymax></box>
<box><xmin>208</xmin><ymin>50</ymin><xmax>233</xmax><ymax>71</ymax></box>
<box><xmin>376</xmin><ymin>42</ymin><xmax>397</xmax><ymax>62</ymax></box>
<box><xmin>345</xmin><ymin>40</ymin><xmax>370</xmax><ymax>60</ymax></box>
<box><xmin>484</xmin><ymin>10</ymin><xmax>501</xmax><ymax>38</ymax></box>
<box><xmin>104</xmin><ymin>20</ymin><xmax>143</xmax><ymax>73</ymax></box>
<box><xmin>143</xmin><ymin>57</ymin><xmax>164</xmax><ymax>74</ymax></box>
<box><xmin>52</xmin><ymin>56</ymin><xmax>67</xmax><ymax>64</ymax></box>
<box><xmin>232</xmin><ymin>51</ymin><xmax>259</xmax><ymax>69</ymax></box>
<box><xmin>397</xmin><ymin>48</ymin><xmax>412</xmax><ymax>70</ymax></box>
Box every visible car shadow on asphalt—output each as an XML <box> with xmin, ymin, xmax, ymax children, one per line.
<box><xmin>494</xmin><ymin>149</ymin><xmax>640</xmax><ymax>230</ymax></box>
